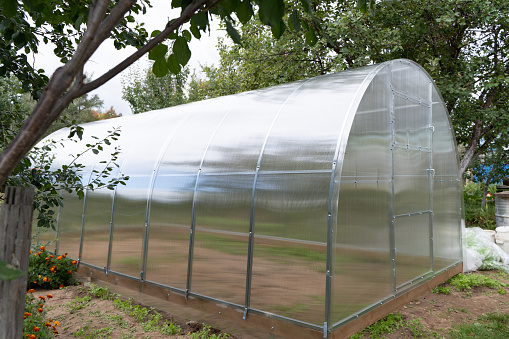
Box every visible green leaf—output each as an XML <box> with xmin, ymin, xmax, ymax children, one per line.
<box><xmin>74</xmin><ymin>14</ymin><xmax>85</xmax><ymax>30</ymax></box>
<box><xmin>123</xmin><ymin>32</ymin><xmax>138</xmax><ymax>47</ymax></box>
<box><xmin>151</xmin><ymin>30</ymin><xmax>161</xmax><ymax>37</ymax></box>
<box><xmin>190</xmin><ymin>23</ymin><xmax>201</xmax><ymax>39</ymax></box>
<box><xmin>236</xmin><ymin>0</ymin><xmax>254</xmax><ymax>24</ymax></box>
<box><xmin>0</xmin><ymin>259</ymin><xmax>24</xmax><ymax>281</ymax></box>
<box><xmin>173</xmin><ymin>36</ymin><xmax>191</xmax><ymax>66</ymax></box>
<box><xmin>166</xmin><ymin>54</ymin><xmax>181</xmax><ymax>74</ymax></box>
<box><xmin>148</xmin><ymin>43</ymin><xmax>168</xmax><ymax>61</ymax></box>
<box><xmin>289</xmin><ymin>10</ymin><xmax>301</xmax><ymax>33</ymax></box>
<box><xmin>77</xmin><ymin>190</ymin><xmax>85</xmax><ymax>200</ymax></box>
<box><xmin>357</xmin><ymin>0</ymin><xmax>367</xmax><ymax>13</ymax></box>
<box><xmin>92</xmin><ymin>148</ymin><xmax>99</xmax><ymax>154</ymax></box>
<box><xmin>225</xmin><ymin>19</ymin><xmax>242</xmax><ymax>45</ymax></box>
<box><xmin>299</xmin><ymin>0</ymin><xmax>312</xmax><ymax>14</ymax></box>
<box><xmin>305</xmin><ymin>27</ymin><xmax>318</xmax><ymax>46</ymax></box>
<box><xmin>182</xmin><ymin>30</ymin><xmax>192</xmax><ymax>42</ymax></box>
<box><xmin>0</xmin><ymin>0</ymin><xmax>18</xmax><ymax>17</ymax></box>
<box><xmin>258</xmin><ymin>0</ymin><xmax>285</xmax><ymax>26</ymax></box>
<box><xmin>191</xmin><ymin>11</ymin><xmax>208</xmax><ymax>31</ymax></box>
<box><xmin>271</xmin><ymin>20</ymin><xmax>286</xmax><ymax>39</ymax></box>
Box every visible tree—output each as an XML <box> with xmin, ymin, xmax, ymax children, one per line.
<box><xmin>91</xmin><ymin>106</ymin><xmax>122</xmax><ymax>120</ymax></box>
<box><xmin>121</xmin><ymin>64</ymin><xmax>188</xmax><ymax>114</ymax></box>
<box><xmin>0</xmin><ymin>0</ymin><xmax>342</xmax><ymax>188</ymax></box>
<box><xmin>194</xmin><ymin>0</ymin><xmax>509</xmax><ymax>175</ymax></box>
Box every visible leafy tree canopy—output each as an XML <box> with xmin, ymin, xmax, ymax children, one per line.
<box><xmin>188</xmin><ymin>0</ymin><xmax>509</xmax><ymax>176</ymax></box>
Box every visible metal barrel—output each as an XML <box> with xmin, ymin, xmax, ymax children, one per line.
<box><xmin>495</xmin><ymin>191</ymin><xmax>509</xmax><ymax>227</ymax></box>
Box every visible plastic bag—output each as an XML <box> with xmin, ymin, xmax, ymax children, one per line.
<box><xmin>464</xmin><ymin>227</ymin><xmax>509</xmax><ymax>273</ymax></box>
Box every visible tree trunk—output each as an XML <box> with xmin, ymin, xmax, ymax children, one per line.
<box><xmin>0</xmin><ymin>187</ymin><xmax>35</xmax><ymax>339</ymax></box>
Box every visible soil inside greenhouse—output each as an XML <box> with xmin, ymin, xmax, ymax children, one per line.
<box><xmin>33</xmin><ymin>270</ymin><xmax>509</xmax><ymax>339</ymax></box>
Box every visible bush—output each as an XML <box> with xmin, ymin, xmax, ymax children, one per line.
<box><xmin>27</xmin><ymin>245</ymin><xmax>79</xmax><ymax>290</ymax></box>
<box><xmin>464</xmin><ymin>182</ymin><xmax>496</xmax><ymax>229</ymax></box>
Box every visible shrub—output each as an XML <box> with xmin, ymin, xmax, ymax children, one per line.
<box><xmin>464</xmin><ymin>182</ymin><xmax>496</xmax><ymax>229</ymax></box>
<box><xmin>27</xmin><ymin>245</ymin><xmax>79</xmax><ymax>290</ymax></box>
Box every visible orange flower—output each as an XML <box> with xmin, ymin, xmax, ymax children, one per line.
<box><xmin>45</xmin><ymin>257</ymin><xmax>49</xmax><ymax>261</ymax></box>
<box><xmin>71</xmin><ymin>260</ymin><xmax>77</xmax><ymax>265</ymax></box>
<box><xmin>47</xmin><ymin>294</ymin><xmax>53</xmax><ymax>298</ymax></box>
<box><xmin>68</xmin><ymin>270</ymin><xmax>72</xmax><ymax>274</ymax></box>
<box><xmin>35</xmin><ymin>252</ymin><xmax>41</xmax><ymax>256</ymax></box>
<box><xmin>42</xmin><ymin>277</ymin><xmax>48</xmax><ymax>282</ymax></box>
<box><xmin>45</xmin><ymin>322</ymin><xmax>51</xmax><ymax>327</ymax></box>
<box><xmin>65</xmin><ymin>253</ymin><xmax>68</xmax><ymax>255</ymax></box>
<box><xmin>33</xmin><ymin>327</ymin><xmax>40</xmax><ymax>332</ymax></box>
<box><xmin>37</xmin><ymin>308</ymin><xmax>43</xmax><ymax>313</ymax></box>
<box><xmin>59</xmin><ymin>285</ymin><xmax>64</xmax><ymax>289</ymax></box>
<box><xmin>48</xmin><ymin>319</ymin><xmax>52</xmax><ymax>322</ymax></box>
<box><xmin>39</xmin><ymin>296</ymin><xmax>45</xmax><ymax>300</ymax></box>
<box><xmin>54</xmin><ymin>321</ymin><xmax>60</xmax><ymax>326</ymax></box>
<box><xmin>57</xmin><ymin>256</ymin><xmax>62</xmax><ymax>260</ymax></box>
<box><xmin>40</xmin><ymin>245</ymin><xmax>45</xmax><ymax>251</ymax></box>
<box><xmin>62</xmin><ymin>254</ymin><xmax>66</xmax><ymax>258</ymax></box>
<box><xmin>29</xmin><ymin>335</ymin><xmax>36</xmax><ymax>339</ymax></box>
<box><xmin>33</xmin><ymin>281</ymin><xmax>37</xmax><ymax>284</ymax></box>
<box><xmin>49</xmin><ymin>254</ymin><xmax>53</xmax><ymax>258</ymax></box>
<box><xmin>27</xmin><ymin>289</ymin><xmax>35</xmax><ymax>293</ymax></box>
<box><xmin>24</xmin><ymin>312</ymin><xmax>32</xmax><ymax>317</ymax></box>
<box><xmin>38</xmin><ymin>275</ymin><xmax>41</xmax><ymax>279</ymax></box>
<box><xmin>39</xmin><ymin>304</ymin><xmax>43</xmax><ymax>308</ymax></box>
<box><xmin>29</xmin><ymin>250</ymin><xmax>32</xmax><ymax>253</ymax></box>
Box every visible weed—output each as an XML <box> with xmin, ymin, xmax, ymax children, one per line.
<box><xmin>88</xmin><ymin>283</ymin><xmax>117</xmax><ymax>300</ymax></box>
<box><xmin>160</xmin><ymin>319</ymin><xmax>182</xmax><ymax>335</ymax></box>
<box><xmin>72</xmin><ymin>325</ymin><xmax>113</xmax><ymax>338</ymax></box>
<box><xmin>448</xmin><ymin>273</ymin><xmax>509</xmax><ymax>294</ymax></box>
<box><xmin>188</xmin><ymin>324</ymin><xmax>230</xmax><ymax>339</ymax></box>
<box><xmin>113</xmin><ymin>298</ymin><xmax>149</xmax><ymax>321</ymax></box>
<box><xmin>66</xmin><ymin>295</ymin><xmax>92</xmax><ymax>313</ymax></box>
<box><xmin>406</xmin><ymin>318</ymin><xmax>424</xmax><ymax>338</ymax></box>
<box><xmin>432</xmin><ymin>284</ymin><xmax>451</xmax><ymax>295</ymax></box>
<box><xmin>23</xmin><ymin>290</ymin><xmax>61</xmax><ymax>337</ymax></box>
<box><xmin>120</xmin><ymin>333</ymin><xmax>136</xmax><ymax>339</ymax></box>
<box><xmin>107</xmin><ymin>314</ymin><xmax>129</xmax><ymax>329</ymax></box>
<box><xmin>352</xmin><ymin>312</ymin><xmax>404</xmax><ymax>338</ymax></box>
<box><xmin>141</xmin><ymin>312</ymin><xmax>162</xmax><ymax>332</ymax></box>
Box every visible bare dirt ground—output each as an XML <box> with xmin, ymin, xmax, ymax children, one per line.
<box><xmin>35</xmin><ymin>270</ymin><xmax>509</xmax><ymax>339</ymax></box>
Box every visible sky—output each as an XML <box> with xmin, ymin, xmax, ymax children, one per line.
<box><xmin>31</xmin><ymin>2</ymin><xmax>225</xmax><ymax>116</ymax></box>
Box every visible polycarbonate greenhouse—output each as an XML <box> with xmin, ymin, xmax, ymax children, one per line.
<box><xmin>37</xmin><ymin>59</ymin><xmax>463</xmax><ymax>338</ymax></box>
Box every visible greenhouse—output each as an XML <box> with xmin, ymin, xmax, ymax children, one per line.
<box><xmin>37</xmin><ymin>59</ymin><xmax>463</xmax><ymax>338</ymax></box>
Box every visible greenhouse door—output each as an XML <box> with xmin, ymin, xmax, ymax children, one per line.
<box><xmin>391</xmin><ymin>85</ymin><xmax>434</xmax><ymax>290</ymax></box>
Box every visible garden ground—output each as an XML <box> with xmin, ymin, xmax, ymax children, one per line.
<box><xmin>32</xmin><ymin>270</ymin><xmax>509</xmax><ymax>338</ymax></box>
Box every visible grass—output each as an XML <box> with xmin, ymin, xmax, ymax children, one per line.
<box><xmin>450</xmin><ymin>313</ymin><xmax>509</xmax><ymax>338</ymax></box>
<box><xmin>66</xmin><ymin>295</ymin><xmax>93</xmax><ymax>313</ymax></box>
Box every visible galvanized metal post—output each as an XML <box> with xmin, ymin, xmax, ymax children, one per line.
<box><xmin>428</xmin><ymin>81</ymin><xmax>435</xmax><ymax>274</ymax></box>
<box><xmin>388</xmin><ymin>63</ymin><xmax>397</xmax><ymax>293</ymax></box>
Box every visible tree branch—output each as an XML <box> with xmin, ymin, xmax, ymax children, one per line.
<box><xmin>78</xmin><ymin>0</ymin><xmax>217</xmax><ymax>96</ymax></box>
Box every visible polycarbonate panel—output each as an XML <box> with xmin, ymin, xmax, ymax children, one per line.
<box><xmin>250</xmin><ymin>172</ymin><xmax>329</xmax><ymax>325</ymax></box>
<box><xmin>340</xmin><ymin>68</ymin><xmax>391</xmax><ymax>178</ymax></box>
<box><xmin>391</xmin><ymin>60</ymin><xmax>431</xmax><ymax>98</ymax></box>
<box><xmin>109</xmin><ymin>175</ymin><xmax>149</xmax><ymax>276</ymax></box>
<box><xmin>332</xmin><ymin>67</ymin><xmax>393</xmax><ymax>323</ymax></box>
<box><xmin>393</xmin><ymin>97</ymin><xmax>431</xmax><ymax>149</ymax></box>
<box><xmin>260</xmin><ymin>71</ymin><xmax>376</xmax><ymax>172</ymax></box>
<box><xmin>433</xmin><ymin>178</ymin><xmax>462</xmax><ymax>270</ymax></box>
<box><xmin>145</xmin><ymin>175</ymin><xmax>196</xmax><ymax>289</ymax></box>
<box><xmin>55</xmin><ymin>190</ymin><xmax>83</xmax><ymax>259</ymax></box>
<box><xmin>333</xmin><ymin>180</ymin><xmax>392</xmax><ymax>323</ymax></box>
<box><xmin>190</xmin><ymin>174</ymin><xmax>254</xmax><ymax>304</ymax></box>
<box><xmin>200</xmin><ymin>84</ymin><xmax>303</xmax><ymax>174</ymax></box>
<box><xmin>81</xmin><ymin>189</ymin><xmax>113</xmax><ymax>268</ymax></box>
<box><xmin>393</xmin><ymin>147</ymin><xmax>431</xmax><ymax>215</ymax></box>
<box><xmin>394</xmin><ymin>213</ymin><xmax>431</xmax><ymax>287</ymax></box>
